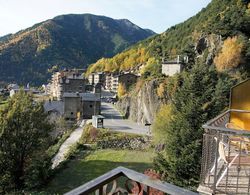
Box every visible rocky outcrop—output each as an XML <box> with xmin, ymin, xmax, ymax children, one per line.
<box><xmin>116</xmin><ymin>79</ymin><xmax>163</xmax><ymax>124</ymax></box>
<box><xmin>195</xmin><ymin>34</ymin><xmax>223</xmax><ymax>65</ymax></box>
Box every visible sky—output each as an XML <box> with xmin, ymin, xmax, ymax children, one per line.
<box><xmin>0</xmin><ymin>0</ymin><xmax>211</xmax><ymax>36</ymax></box>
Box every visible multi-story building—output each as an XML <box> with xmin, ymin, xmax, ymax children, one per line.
<box><xmin>49</xmin><ymin>70</ymin><xmax>86</xmax><ymax>100</ymax></box>
<box><xmin>49</xmin><ymin>72</ymin><xmax>62</xmax><ymax>100</ymax></box>
<box><xmin>88</xmin><ymin>72</ymin><xmax>105</xmax><ymax>85</ymax></box>
<box><xmin>89</xmin><ymin>72</ymin><xmax>138</xmax><ymax>93</ymax></box>
<box><xmin>108</xmin><ymin>73</ymin><xmax>138</xmax><ymax>93</ymax></box>
<box><xmin>111</xmin><ymin>75</ymin><xmax>119</xmax><ymax>92</ymax></box>
<box><xmin>46</xmin><ymin>70</ymin><xmax>101</xmax><ymax>120</ymax></box>
<box><xmin>104</xmin><ymin>73</ymin><xmax>113</xmax><ymax>90</ymax></box>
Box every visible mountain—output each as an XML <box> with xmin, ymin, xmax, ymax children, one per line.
<box><xmin>0</xmin><ymin>14</ymin><xmax>155</xmax><ymax>85</ymax></box>
<box><xmin>88</xmin><ymin>0</ymin><xmax>250</xmax><ymax>75</ymax></box>
<box><xmin>0</xmin><ymin>34</ymin><xmax>12</xmax><ymax>43</ymax></box>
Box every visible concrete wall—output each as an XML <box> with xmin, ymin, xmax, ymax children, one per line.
<box><xmin>162</xmin><ymin>63</ymin><xmax>182</xmax><ymax>76</ymax></box>
<box><xmin>62</xmin><ymin>79</ymin><xmax>86</xmax><ymax>93</ymax></box>
<box><xmin>82</xmin><ymin>101</ymin><xmax>101</xmax><ymax>119</ymax></box>
<box><xmin>63</xmin><ymin>97</ymin><xmax>81</xmax><ymax>120</ymax></box>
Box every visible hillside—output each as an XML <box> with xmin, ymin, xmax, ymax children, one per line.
<box><xmin>88</xmin><ymin>0</ymin><xmax>250</xmax><ymax>75</ymax></box>
<box><xmin>0</xmin><ymin>14</ymin><xmax>155</xmax><ymax>85</ymax></box>
<box><xmin>89</xmin><ymin>0</ymin><xmax>250</xmax><ymax>187</ymax></box>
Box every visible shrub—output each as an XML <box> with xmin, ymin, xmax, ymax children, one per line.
<box><xmin>117</xmin><ymin>83</ymin><xmax>127</xmax><ymax>98</ymax></box>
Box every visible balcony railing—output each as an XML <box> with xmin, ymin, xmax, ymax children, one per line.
<box><xmin>65</xmin><ymin>166</ymin><xmax>198</xmax><ymax>195</ymax></box>
<box><xmin>198</xmin><ymin>109</ymin><xmax>250</xmax><ymax>195</ymax></box>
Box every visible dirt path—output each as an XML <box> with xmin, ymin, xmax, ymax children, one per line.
<box><xmin>51</xmin><ymin>121</ymin><xmax>85</xmax><ymax>169</ymax></box>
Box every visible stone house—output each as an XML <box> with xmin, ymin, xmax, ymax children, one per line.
<box><xmin>63</xmin><ymin>91</ymin><xmax>101</xmax><ymax>120</ymax></box>
<box><xmin>161</xmin><ymin>55</ymin><xmax>187</xmax><ymax>76</ymax></box>
<box><xmin>62</xmin><ymin>83</ymin><xmax>101</xmax><ymax>120</ymax></box>
<box><xmin>46</xmin><ymin>69</ymin><xmax>101</xmax><ymax>120</ymax></box>
<box><xmin>162</xmin><ymin>62</ymin><xmax>183</xmax><ymax>76</ymax></box>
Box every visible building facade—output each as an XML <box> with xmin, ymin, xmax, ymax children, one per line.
<box><xmin>88</xmin><ymin>72</ymin><xmax>105</xmax><ymax>85</ymax></box>
<box><xmin>162</xmin><ymin>62</ymin><xmax>183</xmax><ymax>76</ymax></box>
<box><xmin>63</xmin><ymin>91</ymin><xmax>101</xmax><ymax>120</ymax></box>
<box><xmin>103</xmin><ymin>72</ymin><xmax>138</xmax><ymax>93</ymax></box>
<box><xmin>49</xmin><ymin>70</ymin><xmax>86</xmax><ymax>100</ymax></box>
<box><xmin>46</xmin><ymin>69</ymin><xmax>101</xmax><ymax>120</ymax></box>
<box><xmin>161</xmin><ymin>55</ymin><xmax>187</xmax><ymax>76</ymax></box>
<box><xmin>62</xmin><ymin>82</ymin><xmax>101</xmax><ymax>120</ymax></box>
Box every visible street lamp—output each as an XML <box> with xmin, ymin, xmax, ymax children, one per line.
<box><xmin>145</xmin><ymin>123</ymin><xmax>151</xmax><ymax>135</ymax></box>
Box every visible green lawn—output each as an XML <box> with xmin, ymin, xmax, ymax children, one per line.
<box><xmin>43</xmin><ymin>149</ymin><xmax>154</xmax><ymax>194</ymax></box>
<box><xmin>0</xmin><ymin>100</ymin><xmax>7</xmax><ymax>110</ymax></box>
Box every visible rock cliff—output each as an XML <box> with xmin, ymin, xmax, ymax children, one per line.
<box><xmin>116</xmin><ymin>79</ymin><xmax>163</xmax><ymax>124</ymax></box>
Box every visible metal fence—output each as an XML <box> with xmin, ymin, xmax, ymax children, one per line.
<box><xmin>198</xmin><ymin>110</ymin><xmax>250</xmax><ymax>195</ymax></box>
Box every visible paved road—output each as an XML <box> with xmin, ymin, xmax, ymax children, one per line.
<box><xmin>101</xmin><ymin>102</ymin><xmax>149</xmax><ymax>135</ymax></box>
<box><xmin>51</xmin><ymin>121</ymin><xmax>86</xmax><ymax>169</ymax></box>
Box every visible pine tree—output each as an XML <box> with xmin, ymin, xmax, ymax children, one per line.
<box><xmin>153</xmin><ymin>63</ymin><xmax>238</xmax><ymax>187</ymax></box>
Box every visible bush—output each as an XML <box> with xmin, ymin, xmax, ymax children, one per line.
<box><xmin>79</xmin><ymin>124</ymin><xmax>150</xmax><ymax>150</ymax></box>
<box><xmin>97</xmin><ymin>137</ymin><xmax>150</xmax><ymax>150</ymax></box>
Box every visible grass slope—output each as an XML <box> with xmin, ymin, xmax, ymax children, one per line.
<box><xmin>0</xmin><ymin>100</ymin><xmax>7</xmax><ymax>110</ymax></box>
<box><xmin>43</xmin><ymin>149</ymin><xmax>154</xmax><ymax>194</ymax></box>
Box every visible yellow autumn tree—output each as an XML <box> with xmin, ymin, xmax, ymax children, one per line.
<box><xmin>157</xmin><ymin>83</ymin><xmax>166</xmax><ymax>98</ymax></box>
<box><xmin>152</xmin><ymin>104</ymin><xmax>173</xmax><ymax>143</ymax></box>
<box><xmin>214</xmin><ymin>36</ymin><xmax>244</xmax><ymax>71</ymax></box>
<box><xmin>117</xmin><ymin>83</ymin><xmax>126</xmax><ymax>98</ymax></box>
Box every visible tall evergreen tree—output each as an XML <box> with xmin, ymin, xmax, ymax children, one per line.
<box><xmin>153</xmin><ymin>63</ymin><xmax>238</xmax><ymax>187</ymax></box>
<box><xmin>0</xmin><ymin>90</ymin><xmax>52</xmax><ymax>192</ymax></box>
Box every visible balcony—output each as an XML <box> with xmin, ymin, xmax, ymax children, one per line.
<box><xmin>198</xmin><ymin>110</ymin><xmax>250</xmax><ymax>194</ymax></box>
<box><xmin>65</xmin><ymin>167</ymin><xmax>198</xmax><ymax>195</ymax></box>
<box><xmin>198</xmin><ymin>79</ymin><xmax>250</xmax><ymax>194</ymax></box>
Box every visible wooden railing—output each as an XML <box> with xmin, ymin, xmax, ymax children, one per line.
<box><xmin>65</xmin><ymin>167</ymin><xmax>198</xmax><ymax>195</ymax></box>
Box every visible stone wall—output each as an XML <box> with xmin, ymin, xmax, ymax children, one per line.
<box><xmin>97</xmin><ymin>136</ymin><xmax>150</xmax><ymax>150</ymax></box>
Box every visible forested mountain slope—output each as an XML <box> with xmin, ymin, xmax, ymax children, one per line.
<box><xmin>0</xmin><ymin>14</ymin><xmax>155</xmax><ymax>85</ymax></box>
<box><xmin>88</xmin><ymin>0</ymin><xmax>250</xmax><ymax>75</ymax></box>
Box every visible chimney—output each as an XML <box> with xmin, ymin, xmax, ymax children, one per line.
<box><xmin>177</xmin><ymin>55</ymin><xmax>180</xmax><ymax>63</ymax></box>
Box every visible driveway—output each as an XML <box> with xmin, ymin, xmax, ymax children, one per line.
<box><xmin>101</xmin><ymin>102</ymin><xmax>149</xmax><ymax>135</ymax></box>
